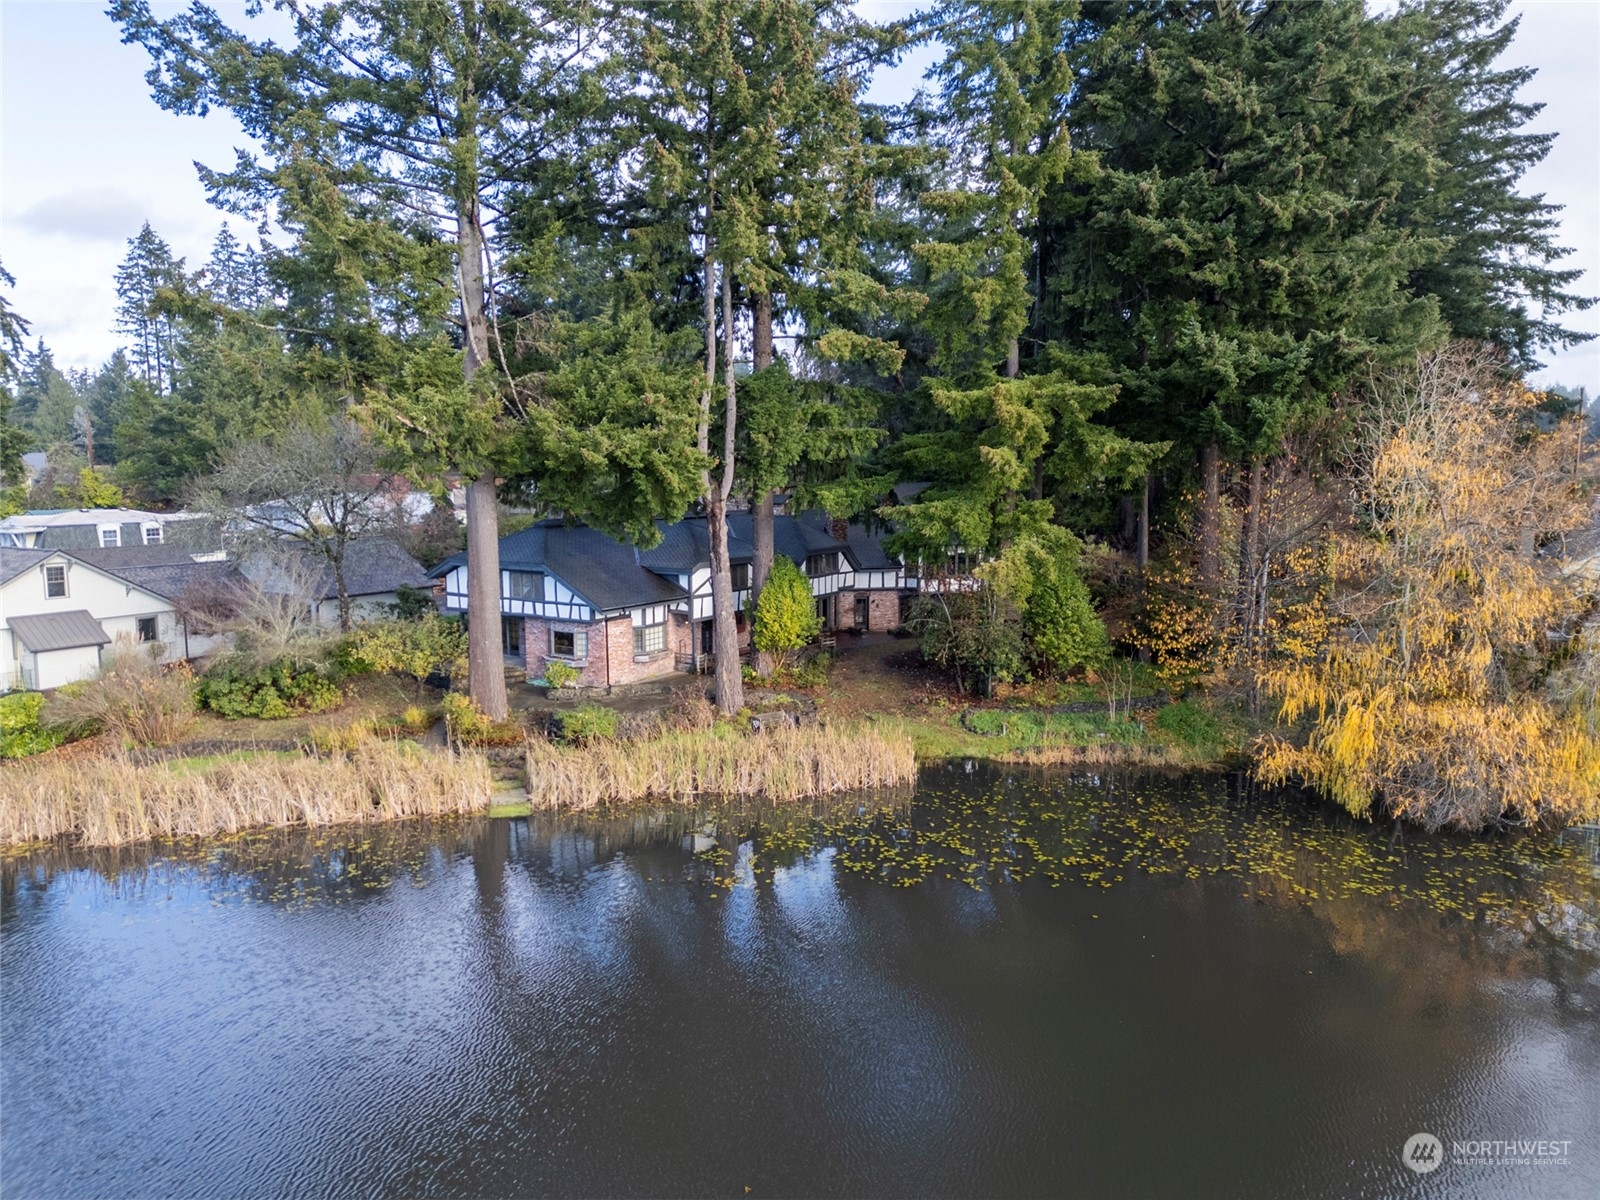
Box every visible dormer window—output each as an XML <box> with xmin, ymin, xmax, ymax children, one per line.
<box><xmin>143</xmin><ymin>524</ymin><xmax>162</xmax><ymax>545</ymax></box>
<box><xmin>730</xmin><ymin>563</ymin><xmax>750</xmax><ymax>591</ymax></box>
<box><xmin>99</xmin><ymin>526</ymin><xmax>120</xmax><ymax>547</ymax></box>
<box><xmin>805</xmin><ymin>552</ymin><xmax>839</xmax><ymax>577</ymax></box>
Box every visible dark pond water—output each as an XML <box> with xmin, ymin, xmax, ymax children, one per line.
<box><xmin>3</xmin><ymin>762</ymin><xmax>1598</xmax><ymax>1200</ymax></box>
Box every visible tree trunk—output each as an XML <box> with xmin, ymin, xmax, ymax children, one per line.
<box><xmin>1006</xmin><ymin>336</ymin><xmax>1020</xmax><ymax>379</ymax></box>
<box><xmin>751</xmin><ymin>290</ymin><xmax>776</xmax><ymax>677</ymax></box>
<box><xmin>1235</xmin><ymin>456</ymin><xmax>1263</xmax><ymax>646</ymax></box>
<box><xmin>707</xmin><ymin>270</ymin><xmax>745</xmax><ymax>713</ymax></box>
<box><xmin>458</xmin><ymin>204</ymin><xmax>507</xmax><ymax>721</ymax></box>
<box><xmin>1197</xmin><ymin>438</ymin><xmax>1221</xmax><ymax>591</ymax></box>
<box><xmin>465</xmin><ymin>472</ymin><xmax>505</xmax><ymax>718</ymax></box>
<box><xmin>333</xmin><ymin>553</ymin><xmax>352</xmax><ymax>633</ymax></box>
<box><xmin>1137</xmin><ymin>474</ymin><xmax>1150</xmax><ymax>572</ymax></box>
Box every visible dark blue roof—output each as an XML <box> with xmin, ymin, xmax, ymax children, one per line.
<box><xmin>427</xmin><ymin>513</ymin><xmax>903</xmax><ymax>612</ymax></box>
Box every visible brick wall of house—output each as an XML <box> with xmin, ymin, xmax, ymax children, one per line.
<box><xmin>867</xmin><ymin>589</ymin><xmax>902</xmax><ymax>631</ymax></box>
<box><xmin>828</xmin><ymin>588</ymin><xmax>906</xmax><ymax>632</ymax></box>
<box><xmin>521</xmin><ymin>613</ymin><xmax>689</xmax><ymax>689</ymax></box>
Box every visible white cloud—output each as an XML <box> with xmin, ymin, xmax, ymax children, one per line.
<box><xmin>11</xmin><ymin>188</ymin><xmax>158</xmax><ymax>243</ymax></box>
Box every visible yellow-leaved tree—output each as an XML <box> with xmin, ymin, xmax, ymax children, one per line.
<box><xmin>1259</xmin><ymin>345</ymin><xmax>1600</xmax><ymax>830</ymax></box>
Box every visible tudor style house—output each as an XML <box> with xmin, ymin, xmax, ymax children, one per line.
<box><xmin>429</xmin><ymin>511</ymin><xmax>918</xmax><ymax>688</ymax></box>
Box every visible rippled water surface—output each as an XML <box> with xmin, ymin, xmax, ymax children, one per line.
<box><xmin>3</xmin><ymin>762</ymin><xmax>1597</xmax><ymax>1199</ymax></box>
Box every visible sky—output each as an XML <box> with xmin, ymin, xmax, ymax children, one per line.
<box><xmin>1</xmin><ymin>1</ymin><xmax>1596</xmax><ymax>391</ymax></box>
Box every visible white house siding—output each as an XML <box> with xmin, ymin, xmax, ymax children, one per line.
<box><xmin>1</xmin><ymin>554</ymin><xmax>226</xmax><ymax>689</ymax></box>
<box><xmin>440</xmin><ymin>565</ymin><xmax>599</xmax><ymax>624</ymax></box>
<box><xmin>20</xmin><ymin>645</ymin><xmax>104</xmax><ymax>690</ymax></box>
<box><xmin>311</xmin><ymin>592</ymin><xmax>405</xmax><ymax>626</ymax></box>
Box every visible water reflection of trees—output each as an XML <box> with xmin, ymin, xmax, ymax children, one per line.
<box><xmin>4</xmin><ymin>767</ymin><xmax>1593</xmax><ymax>996</ymax></box>
<box><xmin>0</xmin><ymin>818</ymin><xmax>490</xmax><ymax>914</ymax></box>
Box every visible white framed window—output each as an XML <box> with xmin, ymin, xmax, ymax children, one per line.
<box><xmin>633</xmin><ymin>622</ymin><xmax>666</xmax><ymax>655</ymax></box>
<box><xmin>550</xmin><ymin>628</ymin><xmax>587</xmax><ymax>659</ymax></box>
<box><xmin>45</xmin><ymin>565</ymin><xmax>67</xmax><ymax>598</ymax></box>
<box><xmin>142</xmin><ymin>524</ymin><xmax>163</xmax><ymax>545</ymax></box>
<box><xmin>99</xmin><ymin>526</ymin><xmax>121</xmax><ymax>547</ymax></box>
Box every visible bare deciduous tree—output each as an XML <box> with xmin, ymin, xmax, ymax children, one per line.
<box><xmin>193</xmin><ymin>420</ymin><xmax>396</xmax><ymax>631</ymax></box>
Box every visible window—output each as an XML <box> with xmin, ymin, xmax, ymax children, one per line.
<box><xmin>99</xmin><ymin>526</ymin><xmax>120</xmax><ymax>547</ymax></box>
<box><xmin>45</xmin><ymin>565</ymin><xmax>66</xmax><ymax>598</ymax></box>
<box><xmin>143</xmin><ymin>525</ymin><xmax>162</xmax><ymax>545</ymax></box>
<box><xmin>805</xmin><ymin>551</ymin><xmax>838</xmax><ymax>577</ymax></box>
<box><xmin>508</xmin><ymin>571</ymin><xmax>542</xmax><ymax>602</ymax></box>
<box><xmin>137</xmin><ymin>616</ymin><xmax>158</xmax><ymax>643</ymax></box>
<box><xmin>551</xmin><ymin>629</ymin><xmax>587</xmax><ymax>659</ymax></box>
<box><xmin>730</xmin><ymin>563</ymin><xmax>750</xmax><ymax>591</ymax></box>
<box><xmin>633</xmin><ymin>622</ymin><xmax>666</xmax><ymax>656</ymax></box>
<box><xmin>502</xmin><ymin>617</ymin><xmax>522</xmax><ymax>657</ymax></box>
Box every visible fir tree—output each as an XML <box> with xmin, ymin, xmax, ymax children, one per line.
<box><xmin>1384</xmin><ymin>0</ymin><xmax>1594</xmax><ymax>366</ymax></box>
<box><xmin>114</xmin><ymin>222</ymin><xmax>184</xmax><ymax>394</ymax></box>
<box><xmin>1054</xmin><ymin>0</ymin><xmax>1443</xmax><ymax>594</ymax></box>
<box><xmin>114</xmin><ymin>0</ymin><xmax>599</xmax><ymax>720</ymax></box>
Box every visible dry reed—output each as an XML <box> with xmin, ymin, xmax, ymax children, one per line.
<box><xmin>0</xmin><ymin>740</ymin><xmax>492</xmax><ymax>847</ymax></box>
<box><xmin>525</xmin><ymin>723</ymin><xmax>917</xmax><ymax>810</ymax></box>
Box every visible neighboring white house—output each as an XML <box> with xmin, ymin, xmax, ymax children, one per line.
<box><xmin>0</xmin><ymin>546</ymin><xmax>239</xmax><ymax>691</ymax></box>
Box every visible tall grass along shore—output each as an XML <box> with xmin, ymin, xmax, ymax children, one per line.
<box><xmin>526</xmin><ymin>723</ymin><xmax>918</xmax><ymax>809</ymax></box>
<box><xmin>0</xmin><ymin>740</ymin><xmax>492</xmax><ymax>847</ymax></box>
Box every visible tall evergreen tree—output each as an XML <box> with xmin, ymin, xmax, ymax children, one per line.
<box><xmin>0</xmin><ymin>262</ymin><xmax>30</xmax><ymax>495</ymax></box>
<box><xmin>1053</xmin><ymin>0</ymin><xmax>1443</xmax><ymax>597</ymax></box>
<box><xmin>114</xmin><ymin>0</ymin><xmax>602</xmax><ymax>721</ymax></box>
<box><xmin>16</xmin><ymin>341</ymin><xmax>83</xmax><ymax>450</ymax></box>
<box><xmin>204</xmin><ymin>223</ymin><xmax>270</xmax><ymax>310</ymax></box>
<box><xmin>82</xmin><ymin>351</ymin><xmax>137</xmax><ymax>466</ymax></box>
<box><xmin>877</xmin><ymin>1</ymin><xmax>1161</xmax><ymax>570</ymax></box>
<box><xmin>1383</xmin><ymin>0</ymin><xmax>1594</xmax><ymax>366</ymax></box>
<box><xmin>114</xmin><ymin>222</ymin><xmax>184</xmax><ymax>393</ymax></box>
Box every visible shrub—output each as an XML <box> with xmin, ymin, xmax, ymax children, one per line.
<box><xmin>196</xmin><ymin>656</ymin><xmax>344</xmax><ymax>720</ymax></box>
<box><xmin>45</xmin><ymin>650</ymin><xmax>197</xmax><ymax>747</ymax></box>
<box><xmin>544</xmin><ymin>660</ymin><xmax>580</xmax><ymax>690</ymax></box>
<box><xmin>1154</xmin><ymin>701</ymin><xmax>1220</xmax><ymax>747</ymax></box>
<box><xmin>401</xmin><ymin>705</ymin><xmax>432</xmax><ymax>732</ymax></box>
<box><xmin>907</xmin><ymin>586</ymin><xmax>1025</xmax><ymax>696</ymax></box>
<box><xmin>559</xmin><ymin>703</ymin><xmax>619</xmax><ymax>745</ymax></box>
<box><xmin>781</xmin><ymin>653</ymin><xmax>831</xmax><ymax>689</ymax></box>
<box><xmin>392</xmin><ymin>584</ymin><xmax>437</xmax><ymax>622</ymax></box>
<box><xmin>339</xmin><ymin>616</ymin><xmax>465</xmax><ymax>695</ymax></box>
<box><xmin>0</xmin><ymin>692</ymin><xmax>63</xmax><ymax>759</ymax></box>
<box><xmin>979</xmin><ymin>527</ymin><xmax>1109</xmax><ymax>676</ymax></box>
<box><xmin>440</xmin><ymin>691</ymin><xmax>488</xmax><ymax>741</ymax></box>
<box><xmin>440</xmin><ymin>692</ymin><xmax>522</xmax><ymax>747</ymax></box>
<box><xmin>751</xmin><ymin>556</ymin><xmax>823</xmax><ymax>674</ymax></box>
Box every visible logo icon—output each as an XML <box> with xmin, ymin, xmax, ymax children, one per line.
<box><xmin>1403</xmin><ymin>1133</ymin><xmax>1444</xmax><ymax>1174</ymax></box>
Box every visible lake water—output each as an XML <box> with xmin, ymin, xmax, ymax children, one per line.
<box><xmin>3</xmin><ymin>762</ymin><xmax>1597</xmax><ymax>1199</ymax></box>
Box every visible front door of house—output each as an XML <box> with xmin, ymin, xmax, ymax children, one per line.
<box><xmin>854</xmin><ymin>596</ymin><xmax>869</xmax><ymax>630</ymax></box>
<box><xmin>502</xmin><ymin>617</ymin><xmax>522</xmax><ymax>659</ymax></box>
